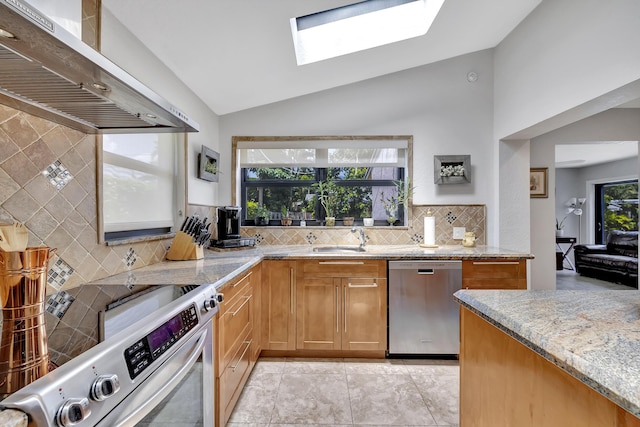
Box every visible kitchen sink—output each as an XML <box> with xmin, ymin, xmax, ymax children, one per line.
<box><xmin>312</xmin><ymin>246</ymin><xmax>366</xmax><ymax>253</ymax></box>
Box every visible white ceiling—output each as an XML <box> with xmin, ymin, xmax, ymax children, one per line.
<box><xmin>556</xmin><ymin>142</ymin><xmax>638</xmax><ymax>169</ymax></box>
<box><xmin>103</xmin><ymin>0</ymin><xmax>541</xmax><ymax>115</ymax></box>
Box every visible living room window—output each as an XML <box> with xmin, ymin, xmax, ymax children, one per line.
<box><xmin>233</xmin><ymin>136</ymin><xmax>412</xmax><ymax>226</ymax></box>
<box><xmin>594</xmin><ymin>179</ymin><xmax>638</xmax><ymax>244</ymax></box>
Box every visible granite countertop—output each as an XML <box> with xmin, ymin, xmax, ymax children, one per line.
<box><xmin>88</xmin><ymin>244</ymin><xmax>532</xmax><ymax>287</ymax></box>
<box><xmin>454</xmin><ymin>289</ymin><xmax>640</xmax><ymax>418</ymax></box>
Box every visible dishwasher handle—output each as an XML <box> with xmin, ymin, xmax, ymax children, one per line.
<box><xmin>417</xmin><ymin>269</ymin><xmax>435</xmax><ymax>275</ymax></box>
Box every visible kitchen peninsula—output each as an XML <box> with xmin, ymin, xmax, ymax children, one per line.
<box><xmin>455</xmin><ymin>289</ymin><xmax>640</xmax><ymax>427</ymax></box>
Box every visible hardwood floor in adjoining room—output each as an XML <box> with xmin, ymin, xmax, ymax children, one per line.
<box><xmin>228</xmin><ymin>357</ymin><xmax>459</xmax><ymax>427</ymax></box>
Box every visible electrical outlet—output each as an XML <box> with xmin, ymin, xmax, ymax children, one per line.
<box><xmin>453</xmin><ymin>227</ymin><xmax>466</xmax><ymax>239</ymax></box>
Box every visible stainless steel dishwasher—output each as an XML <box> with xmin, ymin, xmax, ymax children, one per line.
<box><xmin>388</xmin><ymin>260</ymin><xmax>462</xmax><ymax>356</ymax></box>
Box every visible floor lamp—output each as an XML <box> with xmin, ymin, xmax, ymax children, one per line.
<box><xmin>566</xmin><ymin>197</ymin><xmax>587</xmax><ymax>243</ymax></box>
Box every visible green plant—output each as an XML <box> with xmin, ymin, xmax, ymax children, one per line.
<box><xmin>204</xmin><ymin>158</ymin><xmax>218</xmax><ymax>174</ymax></box>
<box><xmin>281</xmin><ymin>205</ymin><xmax>290</xmax><ymax>218</ymax></box>
<box><xmin>380</xmin><ymin>178</ymin><xmax>415</xmax><ymax>214</ymax></box>
<box><xmin>255</xmin><ymin>205</ymin><xmax>270</xmax><ymax>219</ymax></box>
<box><xmin>556</xmin><ymin>217</ymin><xmax>566</xmax><ymax>230</ymax></box>
<box><xmin>313</xmin><ymin>178</ymin><xmax>338</xmax><ymax>218</ymax></box>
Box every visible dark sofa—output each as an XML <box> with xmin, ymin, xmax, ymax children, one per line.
<box><xmin>573</xmin><ymin>230</ymin><xmax>638</xmax><ymax>287</ymax></box>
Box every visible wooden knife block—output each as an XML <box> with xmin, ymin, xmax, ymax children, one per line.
<box><xmin>166</xmin><ymin>231</ymin><xmax>204</xmax><ymax>261</ymax></box>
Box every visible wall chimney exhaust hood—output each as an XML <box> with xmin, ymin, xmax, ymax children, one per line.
<box><xmin>0</xmin><ymin>0</ymin><xmax>199</xmax><ymax>134</ymax></box>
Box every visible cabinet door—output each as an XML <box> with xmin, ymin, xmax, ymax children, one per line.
<box><xmin>250</xmin><ymin>264</ymin><xmax>262</xmax><ymax>364</ymax></box>
<box><xmin>342</xmin><ymin>277</ymin><xmax>387</xmax><ymax>351</ymax></box>
<box><xmin>296</xmin><ymin>277</ymin><xmax>341</xmax><ymax>350</ymax></box>
<box><xmin>261</xmin><ymin>260</ymin><xmax>296</xmax><ymax>350</ymax></box>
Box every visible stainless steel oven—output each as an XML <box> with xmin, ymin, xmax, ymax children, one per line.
<box><xmin>0</xmin><ymin>283</ymin><xmax>222</xmax><ymax>426</ymax></box>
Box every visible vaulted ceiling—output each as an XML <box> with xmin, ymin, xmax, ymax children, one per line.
<box><xmin>103</xmin><ymin>0</ymin><xmax>541</xmax><ymax>115</ymax></box>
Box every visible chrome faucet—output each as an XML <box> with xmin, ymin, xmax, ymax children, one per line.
<box><xmin>351</xmin><ymin>226</ymin><xmax>367</xmax><ymax>249</ymax></box>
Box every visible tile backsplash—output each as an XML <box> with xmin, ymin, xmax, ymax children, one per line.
<box><xmin>241</xmin><ymin>205</ymin><xmax>486</xmax><ymax>247</ymax></box>
<box><xmin>0</xmin><ymin>106</ymin><xmax>171</xmax><ymax>290</ymax></box>
<box><xmin>0</xmin><ymin>106</ymin><xmax>172</xmax><ymax>365</ymax></box>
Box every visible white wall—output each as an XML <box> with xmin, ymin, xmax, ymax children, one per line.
<box><xmin>101</xmin><ymin>9</ymin><xmax>220</xmax><ymax>207</ymax></box>
<box><xmin>530</xmin><ymin>109</ymin><xmax>640</xmax><ymax>289</ymax></box>
<box><xmin>494</xmin><ymin>0</ymin><xmax>640</xmax><ymax>141</ymax></box>
<box><xmin>555</xmin><ymin>168</ymin><xmax>582</xmax><ymax>240</ymax></box>
<box><xmin>220</xmin><ymin>50</ymin><xmax>498</xmax><ymax>241</ymax></box>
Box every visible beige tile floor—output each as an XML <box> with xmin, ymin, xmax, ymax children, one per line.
<box><xmin>228</xmin><ymin>357</ymin><xmax>459</xmax><ymax>427</ymax></box>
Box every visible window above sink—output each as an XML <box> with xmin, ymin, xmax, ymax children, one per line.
<box><xmin>233</xmin><ymin>135</ymin><xmax>413</xmax><ymax>227</ymax></box>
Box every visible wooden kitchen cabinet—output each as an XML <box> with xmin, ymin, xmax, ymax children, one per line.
<box><xmin>296</xmin><ymin>276</ymin><xmax>340</xmax><ymax>350</ymax></box>
<box><xmin>261</xmin><ymin>260</ymin><xmax>297</xmax><ymax>350</ymax></box>
<box><xmin>460</xmin><ymin>307</ymin><xmax>640</xmax><ymax>427</ymax></box>
<box><xmin>296</xmin><ymin>260</ymin><xmax>387</xmax><ymax>352</ymax></box>
<box><xmin>462</xmin><ymin>259</ymin><xmax>527</xmax><ymax>289</ymax></box>
<box><xmin>250</xmin><ymin>263</ymin><xmax>261</xmax><ymax>363</ymax></box>
<box><xmin>215</xmin><ymin>265</ymin><xmax>260</xmax><ymax>426</ymax></box>
<box><xmin>342</xmin><ymin>276</ymin><xmax>387</xmax><ymax>350</ymax></box>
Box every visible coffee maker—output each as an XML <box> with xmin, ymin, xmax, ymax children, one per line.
<box><xmin>212</xmin><ymin>206</ymin><xmax>255</xmax><ymax>248</ymax></box>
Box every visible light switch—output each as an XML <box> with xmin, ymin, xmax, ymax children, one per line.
<box><xmin>453</xmin><ymin>227</ymin><xmax>466</xmax><ymax>239</ymax></box>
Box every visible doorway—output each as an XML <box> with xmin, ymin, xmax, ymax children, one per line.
<box><xmin>554</xmin><ymin>142</ymin><xmax>639</xmax><ymax>289</ymax></box>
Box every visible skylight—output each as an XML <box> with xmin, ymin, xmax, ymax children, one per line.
<box><xmin>290</xmin><ymin>0</ymin><xmax>445</xmax><ymax>66</ymax></box>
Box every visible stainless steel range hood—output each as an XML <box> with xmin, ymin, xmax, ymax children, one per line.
<box><xmin>0</xmin><ymin>0</ymin><xmax>199</xmax><ymax>134</ymax></box>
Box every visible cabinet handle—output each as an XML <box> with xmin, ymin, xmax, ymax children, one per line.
<box><xmin>318</xmin><ymin>261</ymin><xmax>365</xmax><ymax>265</ymax></box>
<box><xmin>336</xmin><ymin>286</ymin><xmax>339</xmax><ymax>332</ymax></box>
<box><xmin>290</xmin><ymin>268</ymin><xmax>295</xmax><ymax>314</ymax></box>
<box><xmin>226</xmin><ymin>295</ymin><xmax>251</xmax><ymax>316</ymax></box>
<box><xmin>233</xmin><ymin>271</ymin><xmax>252</xmax><ymax>287</ymax></box>
<box><xmin>343</xmin><ymin>287</ymin><xmax>347</xmax><ymax>333</ymax></box>
<box><xmin>348</xmin><ymin>282</ymin><xmax>378</xmax><ymax>288</ymax></box>
<box><xmin>472</xmin><ymin>261</ymin><xmax>519</xmax><ymax>265</ymax></box>
<box><xmin>231</xmin><ymin>339</ymin><xmax>252</xmax><ymax>372</ymax></box>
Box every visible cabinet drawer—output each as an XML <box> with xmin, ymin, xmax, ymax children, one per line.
<box><xmin>462</xmin><ymin>260</ymin><xmax>526</xmax><ymax>290</ymax></box>
<box><xmin>219</xmin><ymin>269</ymin><xmax>254</xmax><ymax>303</ymax></box>
<box><xmin>219</xmin><ymin>282</ymin><xmax>253</xmax><ymax>370</ymax></box>
<box><xmin>462</xmin><ymin>260</ymin><xmax>525</xmax><ymax>279</ymax></box>
<box><xmin>300</xmin><ymin>259</ymin><xmax>385</xmax><ymax>278</ymax></box>
<box><xmin>220</xmin><ymin>328</ymin><xmax>253</xmax><ymax>423</ymax></box>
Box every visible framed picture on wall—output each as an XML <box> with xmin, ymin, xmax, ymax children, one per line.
<box><xmin>530</xmin><ymin>167</ymin><xmax>548</xmax><ymax>198</ymax></box>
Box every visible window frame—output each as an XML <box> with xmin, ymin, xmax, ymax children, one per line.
<box><xmin>594</xmin><ymin>179</ymin><xmax>638</xmax><ymax>244</ymax></box>
<box><xmin>232</xmin><ymin>135</ymin><xmax>413</xmax><ymax>227</ymax></box>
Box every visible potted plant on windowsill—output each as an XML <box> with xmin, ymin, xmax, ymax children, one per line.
<box><xmin>281</xmin><ymin>206</ymin><xmax>292</xmax><ymax>226</ymax></box>
<box><xmin>380</xmin><ymin>179</ymin><xmax>414</xmax><ymax>226</ymax></box>
<box><xmin>361</xmin><ymin>202</ymin><xmax>374</xmax><ymax>227</ymax></box>
<box><xmin>254</xmin><ymin>205</ymin><xmax>270</xmax><ymax>226</ymax></box>
<box><xmin>313</xmin><ymin>179</ymin><xmax>338</xmax><ymax>227</ymax></box>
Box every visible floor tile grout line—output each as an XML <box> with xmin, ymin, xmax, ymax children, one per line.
<box><xmin>408</xmin><ymin>369</ymin><xmax>439</xmax><ymax>426</ymax></box>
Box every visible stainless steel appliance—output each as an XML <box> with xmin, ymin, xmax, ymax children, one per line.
<box><xmin>0</xmin><ymin>283</ymin><xmax>222</xmax><ymax>426</ymax></box>
<box><xmin>388</xmin><ymin>260</ymin><xmax>462</xmax><ymax>356</ymax></box>
<box><xmin>0</xmin><ymin>0</ymin><xmax>199</xmax><ymax>134</ymax></box>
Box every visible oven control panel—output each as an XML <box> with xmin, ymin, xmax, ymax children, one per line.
<box><xmin>124</xmin><ymin>304</ymin><xmax>199</xmax><ymax>379</ymax></box>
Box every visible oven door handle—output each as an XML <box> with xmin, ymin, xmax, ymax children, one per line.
<box><xmin>96</xmin><ymin>327</ymin><xmax>209</xmax><ymax>427</ymax></box>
